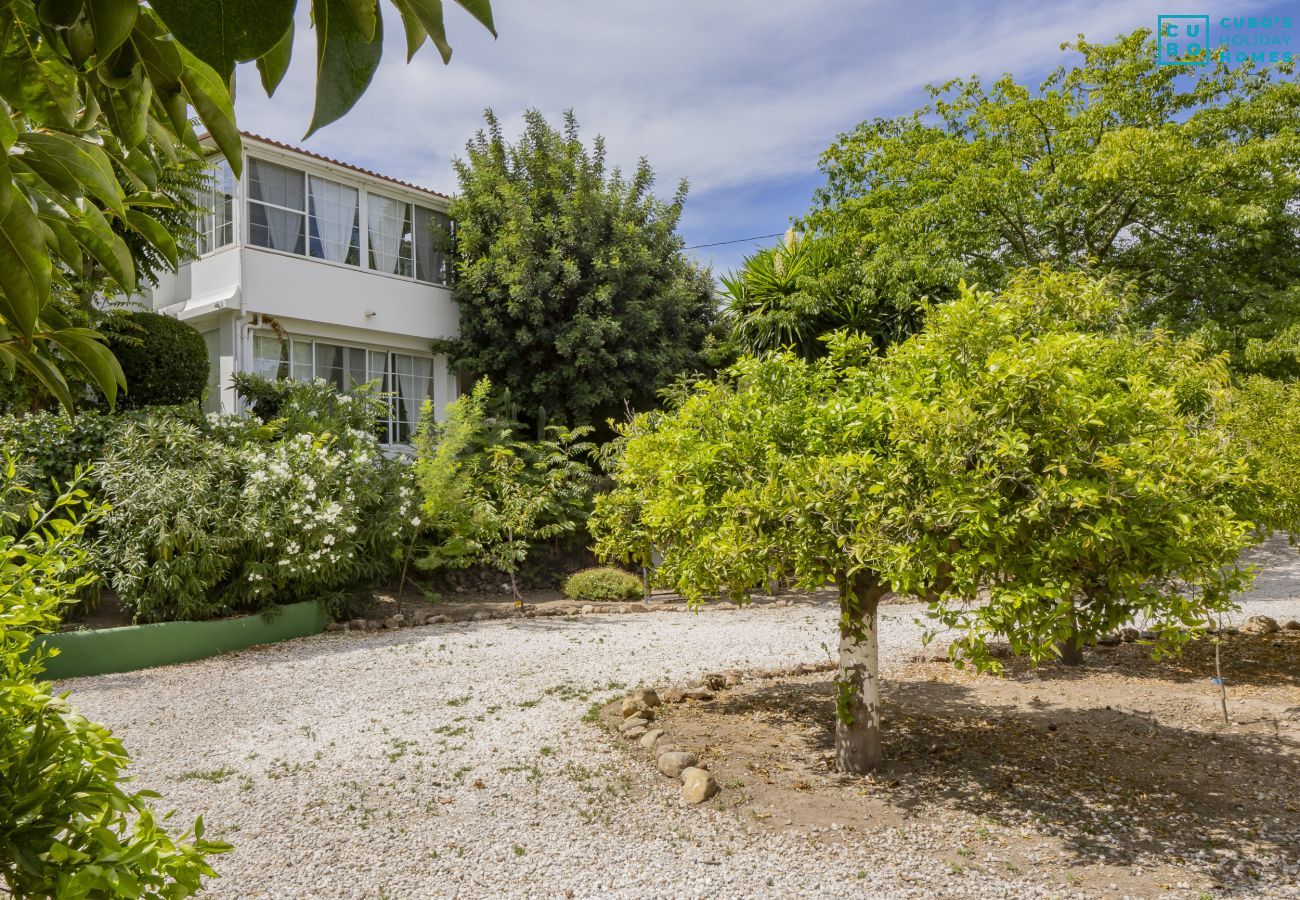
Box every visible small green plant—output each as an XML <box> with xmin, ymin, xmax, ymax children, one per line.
<box><xmin>562</xmin><ymin>567</ymin><xmax>643</xmax><ymax>602</ymax></box>
<box><xmin>179</xmin><ymin>767</ymin><xmax>236</xmax><ymax>784</ymax></box>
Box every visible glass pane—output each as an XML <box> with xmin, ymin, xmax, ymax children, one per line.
<box><xmin>413</xmin><ymin>206</ymin><xmax>451</xmax><ymax>284</ymax></box>
<box><xmin>248</xmin><ymin>203</ymin><xmax>305</xmax><ymax>254</ymax></box>
<box><xmin>347</xmin><ymin>347</ymin><xmax>367</xmax><ymax>389</ymax></box>
<box><xmin>291</xmin><ymin>341</ymin><xmax>313</xmax><ymax>382</ymax></box>
<box><xmin>315</xmin><ymin>343</ymin><xmax>345</xmax><ymax>390</ymax></box>
<box><xmin>196</xmin><ymin>159</ymin><xmax>237</xmax><ymax>255</ymax></box>
<box><xmin>308</xmin><ymin>176</ymin><xmax>360</xmax><ymax>265</ymax></box>
<box><xmin>367</xmin><ymin>195</ymin><xmax>413</xmax><ymax>277</ymax></box>
<box><xmin>252</xmin><ymin>333</ymin><xmax>289</xmax><ymax>379</ymax></box>
<box><xmin>248</xmin><ymin>159</ymin><xmax>304</xmax><ymax>209</ymax></box>
<box><xmin>392</xmin><ymin>353</ymin><xmax>434</xmax><ymax>443</ymax></box>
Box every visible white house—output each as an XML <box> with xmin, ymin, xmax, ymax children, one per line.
<box><xmin>147</xmin><ymin>132</ymin><xmax>459</xmax><ymax>445</ymax></box>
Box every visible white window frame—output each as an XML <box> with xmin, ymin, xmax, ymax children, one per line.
<box><xmin>196</xmin><ymin>158</ymin><xmax>237</xmax><ymax>257</ymax></box>
<box><xmin>250</xmin><ymin>331</ymin><xmax>437</xmax><ymax>445</ymax></box>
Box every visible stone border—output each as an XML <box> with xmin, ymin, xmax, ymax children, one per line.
<box><xmin>38</xmin><ymin>600</ymin><xmax>329</xmax><ymax>680</ymax></box>
<box><xmin>323</xmin><ymin>595</ymin><xmax>814</xmax><ymax>634</ymax></box>
<box><xmin>606</xmin><ymin>661</ymin><xmax>838</xmax><ymax>806</ymax></box>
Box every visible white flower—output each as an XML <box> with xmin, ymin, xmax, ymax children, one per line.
<box><xmin>410</xmin><ymin>517</ymin><xmax>422</xmax><ymax>527</ymax></box>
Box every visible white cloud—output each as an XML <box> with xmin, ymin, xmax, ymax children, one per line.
<box><xmin>232</xmin><ymin>0</ymin><xmax>1273</xmax><ymax>273</ymax></box>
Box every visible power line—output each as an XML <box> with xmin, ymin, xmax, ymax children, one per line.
<box><xmin>685</xmin><ymin>231</ymin><xmax>786</xmax><ymax>251</ymax></box>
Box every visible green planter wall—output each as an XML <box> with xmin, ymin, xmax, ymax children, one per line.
<box><xmin>34</xmin><ymin>601</ymin><xmax>329</xmax><ymax>680</ymax></box>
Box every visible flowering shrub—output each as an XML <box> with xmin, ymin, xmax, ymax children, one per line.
<box><xmin>96</xmin><ymin>381</ymin><xmax>415</xmax><ymax>622</ymax></box>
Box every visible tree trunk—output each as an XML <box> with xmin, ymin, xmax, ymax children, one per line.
<box><xmin>835</xmin><ymin>571</ymin><xmax>889</xmax><ymax>774</ymax></box>
<box><xmin>1057</xmin><ymin>608</ymin><xmax>1085</xmax><ymax>666</ymax></box>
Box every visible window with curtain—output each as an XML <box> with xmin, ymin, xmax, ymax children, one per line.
<box><xmin>250</xmin><ymin>332</ymin><xmax>435</xmax><ymax>444</ymax></box>
<box><xmin>196</xmin><ymin>159</ymin><xmax>235</xmax><ymax>255</ymax></box>
<box><xmin>307</xmin><ymin>176</ymin><xmax>360</xmax><ymax>265</ymax></box>
<box><xmin>248</xmin><ymin>158</ymin><xmax>305</xmax><ymax>254</ymax></box>
<box><xmin>413</xmin><ymin>205</ymin><xmax>452</xmax><ymax>284</ymax></box>
<box><xmin>367</xmin><ymin>195</ymin><xmax>413</xmax><ymax>277</ymax></box>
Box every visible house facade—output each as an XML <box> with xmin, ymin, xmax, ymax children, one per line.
<box><xmin>147</xmin><ymin>132</ymin><xmax>458</xmax><ymax>445</ymax></box>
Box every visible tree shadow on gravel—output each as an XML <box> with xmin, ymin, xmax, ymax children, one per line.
<box><xmin>695</xmin><ymin>675</ymin><xmax>1299</xmax><ymax>886</ymax></box>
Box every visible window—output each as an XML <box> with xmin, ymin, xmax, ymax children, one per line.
<box><xmin>251</xmin><ymin>332</ymin><xmax>436</xmax><ymax>443</ymax></box>
<box><xmin>367</xmin><ymin>195</ymin><xmax>412</xmax><ymax>277</ymax></box>
<box><xmin>248</xmin><ymin>158</ymin><xmax>305</xmax><ymax>254</ymax></box>
<box><xmin>369</xmin><ymin>194</ymin><xmax>452</xmax><ymax>285</ymax></box>
<box><xmin>196</xmin><ymin>159</ymin><xmax>235</xmax><ymax>254</ymax></box>
<box><xmin>308</xmin><ymin>176</ymin><xmax>360</xmax><ymax>264</ymax></box>
<box><xmin>248</xmin><ymin>159</ymin><xmax>360</xmax><ymax>265</ymax></box>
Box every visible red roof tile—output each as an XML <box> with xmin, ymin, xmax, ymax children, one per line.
<box><xmin>201</xmin><ymin>130</ymin><xmax>452</xmax><ymax>201</ymax></box>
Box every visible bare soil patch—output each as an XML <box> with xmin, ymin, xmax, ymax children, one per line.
<box><xmin>650</xmin><ymin>631</ymin><xmax>1300</xmax><ymax>897</ymax></box>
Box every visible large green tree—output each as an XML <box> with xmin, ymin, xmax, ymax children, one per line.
<box><xmin>594</xmin><ymin>270</ymin><xmax>1259</xmax><ymax>772</ymax></box>
<box><xmin>448</xmin><ymin>109</ymin><xmax>717</xmax><ymax>429</ymax></box>
<box><xmin>804</xmin><ymin>30</ymin><xmax>1300</xmax><ymax>376</ymax></box>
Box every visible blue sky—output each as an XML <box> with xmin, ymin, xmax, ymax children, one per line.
<box><xmin>234</xmin><ymin>0</ymin><xmax>1295</xmax><ymax>277</ymax></box>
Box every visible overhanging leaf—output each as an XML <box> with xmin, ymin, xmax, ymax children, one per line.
<box><xmin>48</xmin><ymin>326</ymin><xmax>126</xmax><ymax>408</ymax></box>
<box><xmin>453</xmin><ymin>0</ymin><xmax>495</xmax><ymax>37</ymax></box>
<box><xmin>150</xmin><ymin>0</ymin><xmax>297</xmax><ymax>80</ymax></box>
<box><xmin>125</xmin><ymin>209</ymin><xmax>179</xmax><ymax>269</ymax></box>
<box><xmin>177</xmin><ymin>45</ymin><xmax>243</xmax><ymax>176</ymax></box>
<box><xmin>305</xmin><ymin>0</ymin><xmax>384</xmax><ymax>138</ymax></box>
<box><xmin>14</xmin><ymin>132</ymin><xmax>128</xmax><ymax>219</ymax></box>
<box><xmin>86</xmin><ymin>0</ymin><xmax>138</xmax><ymax>60</ymax></box>
<box><xmin>256</xmin><ymin>18</ymin><xmax>294</xmax><ymax>95</ymax></box>
<box><xmin>0</xmin><ymin>193</ymin><xmax>51</xmax><ymax>336</ymax></box>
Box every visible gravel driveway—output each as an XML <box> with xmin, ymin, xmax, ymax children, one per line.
<box><xmin>64</xmin><ymin>539</ymin><xmax>1300</xmax><ymax>899</ymax></box>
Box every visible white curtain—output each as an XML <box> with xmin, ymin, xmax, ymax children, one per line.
<box><xmin>395</xmin><ymin>354</ymin><xmax>432</xmax><ymax>442</ymax></box>
<box><xmin>368</xmin><ymin>196</ymin><xmax>404</xmax><ymax>274</ymax></box>
<box><xmin>308</xmin><ymin>176</ymin><xmax>358</xmax><ymax>263</ymax></box>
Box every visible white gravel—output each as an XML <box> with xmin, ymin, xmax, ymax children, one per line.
<box><xmin>62</xmin><ymin>540</ymin><xmax>1300</xmax><ymax>900</ymax></box>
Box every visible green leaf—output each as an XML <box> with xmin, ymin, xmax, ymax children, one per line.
<box><xmin>177</xmin><ymin>45</ymin><xmax>243</xmax><ymax>177</ymax></box>
<box><xmin>392</xmin><ymin>0</ymin><xmax>428</xmax><ymax>60</ymax></box>
<box><xmin>340</xmin><ymin>0</ymin><xmax>378</xmax><ymax>41</ymax></box>
<box><xmin>87</xmin><ymin>0</ymin><xmax>139</xmax><ymax>58</ymax></box>
<box><xmin>150</xmin><ymin>0</ymin><xmax>297</xmax><ymax>79</ymax></box>
<box><xmin>305</xmin><ymin>0</ymin><xmax>384</xmax><ymax>138</ymax></box>
<box><xmin>124</xmin><ymin>209</ymin><xmax>179</xmax><ymax>269</ymax></box>
<box><xmin>256</xmin><ymin>18</ymin><xmax>294</xmax><ymax>95</ymax></box>
<box><xmin>0</xmin><ymin>192</ymin><xmax>51</xmax><ymax>336</ymax></box>
<box><xmin>68</xmin><ymin>203</ymin><xmax>135</xmax><ymax>293</ymax></box>
<box><xmin>393</xmin><ymin>0</ymin><xmax>451</xmax><ymax>63</ymax></box>
<box><xmin>453</xmin><ymin>0</ymin><xmax>496</xmax><ymax>37</ymax></box>
<box><xmin>0</xmin><ymin>338</ymin><xmax>74</xmax><ymax>410</ymax></box>
<box><xmin>48</xmin><ymin>327</ymin><xmax>126</xmax><ymax>408</ymax></box>
<box><xmin>14</xmin><ymin>132</ymin><xmax>127</xmax><ymax>219</ymax></box>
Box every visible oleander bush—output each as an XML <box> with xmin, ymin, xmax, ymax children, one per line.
<box><xmin>0</xmin><ymin>466</ymin><xmax>229</xmax><ymax>895</ymax></box>
<box><xmin>562</xmin><ymin>566</ymin><xmax>643</xmax><ymax>602</ymax></box>
<box><xmin>95</xmin><ymin>380</ymin><xmax>416</xmax><ymax>622</ymax></box>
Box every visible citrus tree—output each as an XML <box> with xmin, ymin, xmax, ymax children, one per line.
<box><xmin>594</xmin><ymin>270</ymin><xmax>1260</xmax><ymax>773</ymax></box>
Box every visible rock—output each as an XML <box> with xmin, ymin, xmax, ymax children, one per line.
<box><xmin>682</xmin><ymin>686</ymin><xmax>714</xmax><ymax>702</ymax></box>
<box><xmin>799</xmin><ymin>663</ymin><xmax>820</xmax><ymax>674</ymax></box>
<box><xmin>657</xmin><ymin>750</ymin><xmax>698</xmax><ymax>778</ymax></box>
<box><xmin>715</xmin><ymin>601</ymin><xmax>738</xmax><ymax>610</ymax></box>
<box><xmin>722</xmin><ymin>670</ymin><xmax>743</xmax><ymax>687</ymax></box>
<box><xmin>1097</xmin><ymin>632</ymin><xmax>1120</xmax><ymax>646</ymax></box>
<box><xmin>1222</xmin><ymin>625</ymin><xmax>1239</xmax><ymax>635</ymax></box>
<box><xmin>630</xmin><ymin>688</ymin><xmax>661</xmax><ymax>708</ymax></box>
<box><xmin>565</xmin><ymin>607</ymin><xmax>580</xmax><ymax>616</ymax></box>
<box><xmin>1242</xmin><ymin>615</ymin><xmax>1280</xmax><ymax>635</ymax></box>
<box><xmin>383</xmin><ymin>615</ymin><xmax>405</xmax><ymax>629</ymax></box>
<box><xmin>680</xmin><ymin>767</ymin><xmax>720</xmax><ymax>804</ymax></box>
<box><xmin>618</xmin><ymin>717</ymin><xmax>649</xmax><ymax>733</ymax></box>
<box><xmin>350</xmin><ymin>618</ymin><xmax>368</xmax><ymax>631</ymax></box>
<box><xmin>367</xmin><ymin>620</ymin><xmax>385</xmax><ymax>631</ymax></box>
<box><xmin>623</xmin><ymin>726</ymin><xmax>647</xmax><ymax>740</ymax></box>
<box><xmin>640</xmin><ymin>729</ymin><xmax>665</xmax><ymax>750</ymax></box>
<box><xmin>326</xmin><ymin>622</ymin><xmax>345</xmax><ymax>632</ymax></box>
<box><xmin>427</xmin><ymin>615</ymin><xmax>451</xmax><ymax>625</ymax></box>
<box><xmin>471</xmin><ymin>611</ymin><xmax>491</xmax><ymax>622</ymax></box>
<box><xmin>581</xmin><ymin>605</ymin><xmax>595</xmax><ymax>615</ymax></box>
<box><xmin>1139</xmin><ymin>630</ymin><xmax>1159</xmax><ymax>641</ymax></box>
<box><xmin>661</xmin><ymin>687</ymin><xmax>685</xmax><ymax>704</ymax></box>
<box><xmin>1284</xmin><ymin>620</ymin><xmax>1300</xmax><ymax>631</ymax></box>
<box><xmin>1120</xmin><ymin>627</ymin><xmax>1139</xmax><ymax>643</ymax></box>
<box><xmin>622</xmin><ymin>699</ymin><xmax>655</xmax><ymax>721</ymax></box>
<box><xmin>701</xmin><ymin>672</ymin><xmax>727</xmax><ymax>691</ymax></box>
